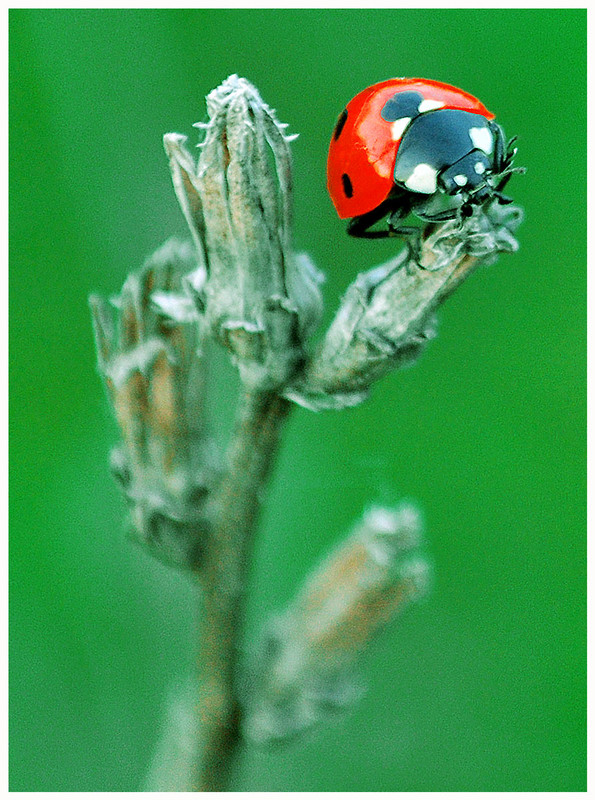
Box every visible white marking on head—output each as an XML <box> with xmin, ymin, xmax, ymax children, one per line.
<box><xmin>454</xmin><ymin>174</ymin><xmax>468</xmax><ymax>186</ymax></box>
<box><xmin>404</xmin><ymin>163</ymin><xmax>438</xmax><ymax>194</ymax></box>
<box><xmin>474</xmin><ymin>161</ymin><xmax>486</xmax><ymax>174</ymax></box>
<box><xmin>418</xmin><ymin>99</ymin><xmax>445</xmax><ymax>113</ymax></box>
<box><xmin>390</xmin><ymin>117</ymin><xmax>411</xmax><ymax>141</ymax></box>
<box><xmin>469</xmin><ymin>126</ymin><xmax>493</xmax><ymax>154</ymax></box>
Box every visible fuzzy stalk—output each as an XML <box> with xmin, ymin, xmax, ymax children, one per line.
<box><xmin>194</xmin><ymin>388</ymin><xmax>291</xmax><ymax>791</ymax></box>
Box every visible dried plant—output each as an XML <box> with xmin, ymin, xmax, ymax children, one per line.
<box><xmin>91</xmin><ymin>75</ymin><xmax>523</xmax><ymax>791</ymax></box>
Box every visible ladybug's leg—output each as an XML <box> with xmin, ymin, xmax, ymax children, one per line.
<box><xmin>495</xmin><ymin>138</ymin><xmax>524</xmax><ymax>195</ymax></box>
<box><xmin>490</xmin><ymin>121</ymin><xmax>507</xmax><ymax>174</ymax></box>
<box><xmin>417</xmin><ymin>208</ymin><xmax>459</xmax><ymax>223</ymax></box>
<box><xmin>494</xmin><ymin>173</ymin><xmax>514</xmax><ymax>196</ymax></box>
<box><xmin>506</xmin><ymin>135</ymin><xmax>519</xmax><ymax>163</ymax></box>
<box><xmin>384</xmin><ymin>204</ymin><xmax>428</xmax><ymax>264</ymax></box>
<box><xmin>347</xmin><ymin>191</ymin><xmax>416</xmax><ymax>240</ymax></box>
<box><xmin>346</xmin><ymin>200</ymin><xmax>396</xmax><ymax>239</ymax></box>
<box><xmin>490</xmin><ymin>122</ymin><xmax>519</xmax><ymax>174</ymax></box>
<box><xmin>489</xmin><ymin>122</ymin><xmax>524</xmax><ymax>196</ymax></box>
<box><xmin>347</xmin><ymin>196</ymin><xmax>424</xmax><ymax>265</ymax></box>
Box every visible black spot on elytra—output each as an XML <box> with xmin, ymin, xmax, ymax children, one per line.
<box><xmin>381</xmin><ymin>90</ymin><xmax>424</xmax><ymax>122</ymax></box>
<box><xmin>333</xmin><ymin>109</ymin><xmax>348</xmax><ymax>140</ymax></box>
<box><xmin>342</xmin><ymin>173</ymin><xmax>353</xmax><ymax>198</ymax></box>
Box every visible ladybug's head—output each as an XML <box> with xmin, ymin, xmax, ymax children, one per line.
<box><xmin>439</xmin><ymin>150</ymin><xmax>492</xmax><ymax>198</ymax></box>
<box><xmin>438</xmin><ymin>149</ymin><xmax>515</xmax><ymax>217</ymax></box>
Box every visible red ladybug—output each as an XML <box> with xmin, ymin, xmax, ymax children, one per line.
<box><xmin>327</xmin><ymin>78</ymin><xmax>519</xmax><ymax>249</ymax></box>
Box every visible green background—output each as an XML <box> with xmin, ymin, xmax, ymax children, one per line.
<box><xmin>10</xmin><ymin>9</ymin><xmax>586</xmax><ymax>792</ymax></box>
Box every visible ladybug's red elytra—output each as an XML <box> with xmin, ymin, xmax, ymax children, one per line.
<box><xmin>327</xmin><ymin>78</ymin><xmax>520</xmax><ymax>253</ymax></box>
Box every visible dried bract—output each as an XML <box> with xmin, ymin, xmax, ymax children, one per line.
<box><xmin>90</xmin><ymin>239</ymin><xmax>218</xmax><ymax>569</ymax></box>
<box><xmin>244</xmin><ymin>504</ymin><xmax>430</xmax><ymax>743</ymax></box>
<box><xmin>164</xmin><ymin>75</ymin><xmax>324</xmax><ymax>391</ymax></box>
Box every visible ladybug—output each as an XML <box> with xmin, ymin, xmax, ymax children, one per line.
<box><xmin>327</xmin><ymin>78</ymin><xmax>519</xmax><ymax>254</ymax></box>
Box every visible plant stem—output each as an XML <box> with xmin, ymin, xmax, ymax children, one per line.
<box><xmin>194</xmin><ymin>388</ymin><xmax>291</xmax><ymax>791</ymax></box>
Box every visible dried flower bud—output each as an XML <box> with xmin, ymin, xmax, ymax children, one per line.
<box><xmin>287</xmin><ymin>200</ymin><xmax>524</xmax><ymax>410</ymax></box>
<box><xmin>164</xmin><ymin>75</ymin><xmax>324</xmax><ymax>391</ymax></box>
<box><xmin>90</xmin><ymin>238</ymin><xmax>218</xmax><ymax>569</ymax></box>
<box><xmin>244</xmin><ymin>503</ymin><xmax>430</xmax><ymax>743</ymax></box>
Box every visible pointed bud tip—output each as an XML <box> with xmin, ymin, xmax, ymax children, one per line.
<box><xmin>163</xmin><ymin>132</ymin><xmax>188</xmax><ymax>155</ymax></box>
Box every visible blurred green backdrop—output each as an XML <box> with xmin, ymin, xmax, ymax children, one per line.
<box><xmin>10</xmin><ymin>9</ymin><xmax>585</xmax><ymax>792</ymax></box>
